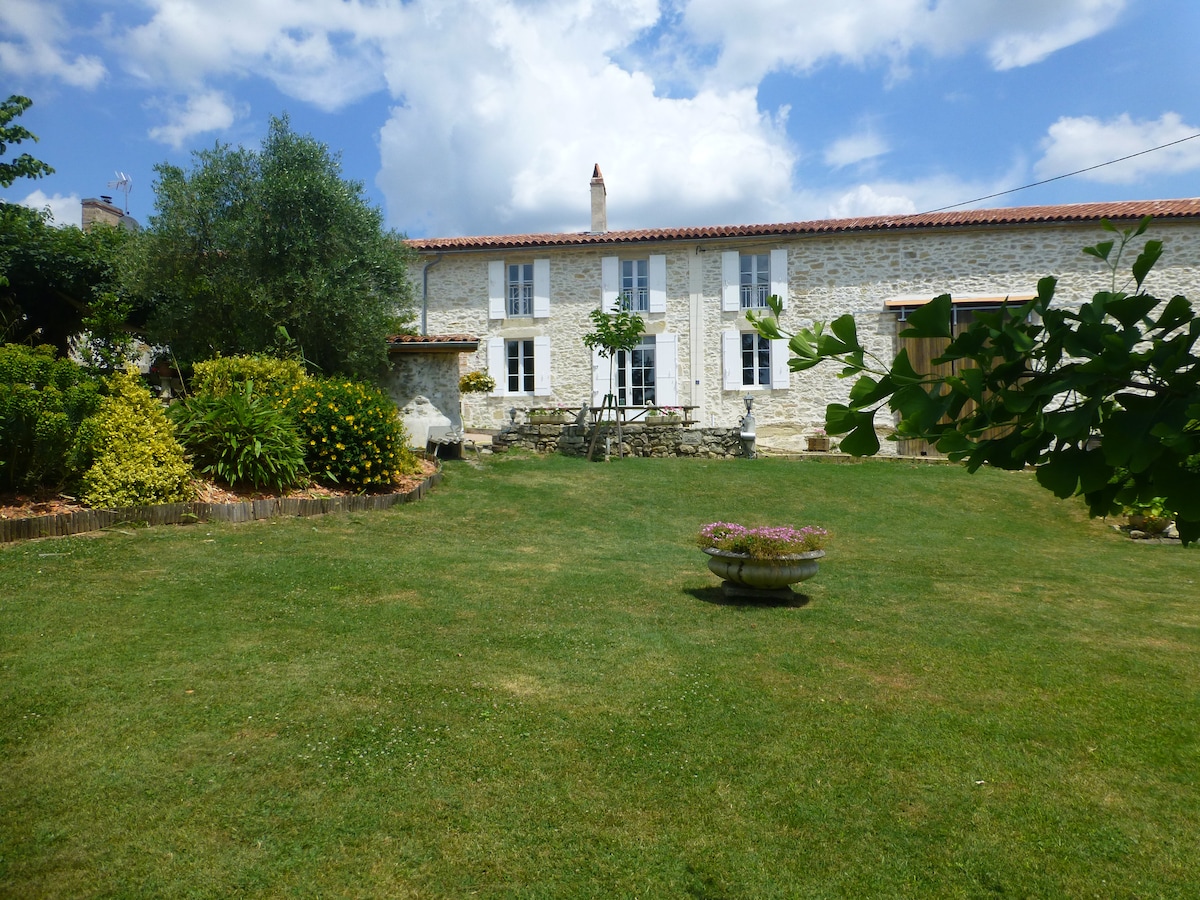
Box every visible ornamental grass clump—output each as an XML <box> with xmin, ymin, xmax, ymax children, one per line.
<box><xmin>169</xmin><ymin>381</ymin><xmax>308</xmax><ymax>492</ymax></box>
<box><xmin>697</xmin><ymin>521</ymin><xmax>828</xmax><ymax>559</ymax></box>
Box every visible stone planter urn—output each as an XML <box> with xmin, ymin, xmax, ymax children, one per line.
<box><xmin>703</xmin><ymin>547</ymin><xmax>825</xmax><ymax>601</ymax></box>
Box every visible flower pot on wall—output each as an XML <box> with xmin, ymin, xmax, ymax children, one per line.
<box><xmin>528</xmin><ymin>413</ymin><xmax>569</xmax><ymax>426</ymax></box>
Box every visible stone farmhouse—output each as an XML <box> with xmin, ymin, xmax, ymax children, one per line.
<box><xmin>394</xmin><ymin>169</ymin><xmax>1200</xmax><ymax>454</ymax></box>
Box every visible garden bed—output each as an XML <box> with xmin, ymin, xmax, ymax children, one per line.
<box><xmin>0</xmin><ymin>459</ymin><xmax>439</xmax><ymax>542</ymax></box>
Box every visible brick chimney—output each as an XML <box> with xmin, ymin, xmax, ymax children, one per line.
<box><xmin>81</xmin><ymin>197</ymin><xmax>140</xmax><ymax>232</ymax></box>
<box><xmin>589</xmin><ymin>164</ymin><xmax>607</xmax><ymax>233</ymax></box>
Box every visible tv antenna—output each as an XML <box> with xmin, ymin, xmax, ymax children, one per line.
<box><xmin>107</xmin><ymin>172</ymin><xmax>132</xmax><ymax>213</ymax></box>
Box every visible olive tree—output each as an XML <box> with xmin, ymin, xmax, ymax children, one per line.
<box><xmin>131</xmin><ymin>115</ymin><xmax>415</xmax><ymax>378</ymax></box>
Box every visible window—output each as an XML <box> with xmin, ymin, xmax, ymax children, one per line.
<box><xmin>722</xmin><ymin>249</ymin><xmax>787</xmax><ymax>312</ymax></box>
<box><xmin>621</xmin><ymin>260</ymin><xmax>649</xmax><ymax>312</ymax></box>
<box><xmin>722</xmin><ymin>330</ymin><xmax>789</xmax><ymax>390</ymax></box>
<box><xmin>506</xmin><ymin>339</ymin><xmax>535</xmax><ymax>393</ymax></box>
<box><xmin>592</xmin><ymin>332</ymin><xmax>677</xmax><ymax>407</ymax></box>
<box><xmin>741</xmin><ymin>332</ymin><xmax>771</xmax><ymax>386</ymax></box>
<box><xmin>508</xmin><ymin>264</ymin><xmax>533</xmax><ymax>317</ymax></box>
<box><xmin>602</xmin><ymin>255</ymin><xmax>666</xmax><ymax>313</ymax></box>
<box><xmin>740</xmin><ymin>253</ymin><xmax>769</xmax><ymax>309</ymax></box>
<box><xmin>489</xmin><ymin>259</ymin><xmax>550</xmax><ymax>319</ymax></box>
<box><xmin>616</xmin><ymin>336</ymin><xmax>656</xmax><ymax>406</ymax></box>
<box><xmin>488</xmin><ymin>335</ymin><xmax>551</xmax><ymax>395</ymax></box>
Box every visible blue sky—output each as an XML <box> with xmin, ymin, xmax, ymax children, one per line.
<box><xmin>3</xmin><ymin>0</ymin><xmax>1198</xmax><ymax>238</ymax></box>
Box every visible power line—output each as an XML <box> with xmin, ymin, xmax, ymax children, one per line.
<box><xmin>915</xmin><ymin>130</ymin><xmax>1200</xmax><ymax>216</ymax></box>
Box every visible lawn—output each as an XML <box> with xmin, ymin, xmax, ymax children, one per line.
<box><xmin>2</xmin><ymin>453</ymin><xmax>1198</xmax><ymax>898</ymax></box>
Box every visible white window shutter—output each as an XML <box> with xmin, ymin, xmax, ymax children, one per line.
<box><xmin>488</xmin><ymin>261</ymin><xmax>506</xmax><ymax>320</ymax></box>
<box><xmin>656</xmin><ymin>332</ymin><xmax>678</xmax><ymax>406</ymax></box>
<box><xmin>533</xmin><ymin>336</ymin><xmax>551</xmax><ymax>395</ymax></box>
<box><xmin>771</xmin><ymin>338</ymin><xmax>789</xmax><ymax>388</ymax></box>
<box><xmin>601</xmin><ymin>256</ymin><xmax>619</xmax><ymax>312</ymax></box>
<box><xmin>487</xmin><ymin>337</ymin><xmax>505</xmax><ymax>394</ymax></box>
<box><xmin>721</xmin><ymin>251</ymin><xmax>740</xmax><ymax>312</ymax></box>
<box><xmin>770</xmin><ymin>248</ymin><xmax>788</xmax><ymax>310</ymax></box>
<box><xmin>592</xmin><ymin>347</ymin><xmax>612</xmax><ymax>406</ymax></box>
<box><xmin>648</xmin><ymin>255</ymin><xmax>667</xmax><ymax>313</ymax></box>
<box><xmin>533</xmin><ymin>258</ymin><xmax>550</xmax><ymax>318</ymax></box>
<box><xmin>722</xmin><ymin>331</ymin><xmax>741</xmax><ymax>390</ymax></box>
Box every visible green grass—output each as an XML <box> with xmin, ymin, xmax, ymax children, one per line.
<box><xmin>2</xmin><ymin>454</ymin><xmax>1198</xmax><ymax>898</ymax></box>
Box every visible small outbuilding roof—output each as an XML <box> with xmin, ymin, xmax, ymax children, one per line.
<box><xmin>386</xmin><ymin>334</ymin><xmax>480</xmax><ymax>353</ymax></box>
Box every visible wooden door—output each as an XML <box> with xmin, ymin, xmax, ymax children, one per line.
<box><xmin>896</xmin><ymin>308</ymin><xmax>1001</xmax><ymax>457</ymax></box>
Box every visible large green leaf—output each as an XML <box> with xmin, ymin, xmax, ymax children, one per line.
<box><xmin>1035</xmin><ymin>452</ymin><xmax>1082</xmax><ymax>499</ymax></box>
<box><xmin>837</xmin><ymin>411</ymin><xmax>882</xmax><ymax>456</ymax></box>
<box><xmin>1132</xmin><ymin>239</ymin><xmax>1163</xmax><ymax>291</ymax></box>
<box><xmin>1105</xmin><ymin>294</ymin><xmax>1157</xmax><ymax>328</ymax></box>
<box><xmin>900</xmin><ymin>294</ymin><xmax>952</xmax><ymax>339</ymax></box>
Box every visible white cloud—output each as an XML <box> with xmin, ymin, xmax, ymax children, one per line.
<box><xmin>826</xmin><ymin>184</ymin><xmax>917</xmax><ymax>218</ymax></box>
<box><xmin>1035</xmin><ymin>112</ymin><xmax>1200</xmax><ymax>184</ymax></box>
<box><xmin>148</xmin><ymin>91</ymin><xmax>244</xmax><ymax>148</ymax></box>
<box><xmin>12</xmin><ymin>0</ymin><xmax>1151</xmax><ymax>236</ymax></box>
<box><xmin>678</xmin><ymin>0</ymin><xmax>1129</xmax><ymax>86</ymax></box>
<box><xmin>14</xmin><ymin>188</ymin><xmax>82</xmax><ymax>227</ymax></box>
<box><xmin>979</xmin><ymin>0</ymin><xmax>1126</xmax><ymax>69</ymax></box>
<box><xmin>824</xmin><ymin>130</ymin><xmax>889</xmax><ymax>169</ymax></box>
<box><xmin>0</xmin><ymin>0</ymin><xmax>106</xmax><ymax>88</ymax></box>
<box><xmin>375</xmin><ymin>1</ymin><xmax>797</xmax><ymax>235</ymax></box>
<box><xmin>123</xmin><ymin>0</ymin><xmax>387</xmax><ymax>109</ymax></box>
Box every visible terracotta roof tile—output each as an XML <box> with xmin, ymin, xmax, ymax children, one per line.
<box><xmin>406</xmin><ymin>197</ymin><xmax>1200</xmax><ymax>252</ymax></box>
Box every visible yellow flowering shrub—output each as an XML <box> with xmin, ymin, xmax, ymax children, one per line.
<box><xmin>285</xmin><ymin>377</ymin><xmax>419</xmax><ymax>489</ymax></box>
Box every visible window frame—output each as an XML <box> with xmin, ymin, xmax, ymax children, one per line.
<box><xmin>507</xmin><ymin>263</ymin><xmax>534</xmax><ymax>317</ymax></box>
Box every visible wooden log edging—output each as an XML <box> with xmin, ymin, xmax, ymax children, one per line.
<box><xmin>0</xmin><ymin>469</ymin><xmax>443</xmax><ymax>544</ymax></box>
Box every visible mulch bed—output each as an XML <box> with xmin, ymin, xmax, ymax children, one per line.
<box><xmin>0</xmin><ymin>459</ymin><xmax>438</xmax><ymax>524</ymax></box>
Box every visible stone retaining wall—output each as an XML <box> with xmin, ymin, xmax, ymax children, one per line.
<box><xmin>494</xmin><ymin>423</ymin><xmax>745</xmax><ymax>458</ymax></box>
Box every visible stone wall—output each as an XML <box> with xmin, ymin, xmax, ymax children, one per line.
<box><xmin>382</xmin><ymin>352</ymin><xmax>463</xmax><ymax>447</ymax></box>
<box><xmin>495</xmin><ymin>423</ymin><xmax>746</xmax><ymax>459</ymax></box>
<box><xmin>419</xmin><ymin>218</ymin><xmax>1200</xmax><ymax>454</ymax></box>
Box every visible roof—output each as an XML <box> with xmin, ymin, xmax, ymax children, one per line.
<box><xmin>386</xmin><ymin>333</ymin><xmax>479</xmax><ymax>353</ymax></box>
<box><xmin>405</xmin><ymin>197</ymin><xmax>1200</xmax><ymax>253</ymax></box>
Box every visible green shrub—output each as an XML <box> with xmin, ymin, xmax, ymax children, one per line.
<box><xmin>190</xmin><ymin>355</ymin><xmax>309</xmax><ymax>402</ymax></box>
<box><xmin>77</xmin><ymin>370</ymin><xmax>194</xmax><ymax>508</ymax></box>
<box><xmin>0</xmin><ymin>344</ymin><xmax>101</xmax><ymax>492</ymax></box>
<box><xmin>287</xmin><ymin>377</ymin><xmax>419</xmax><ymax>489</ymax></box>
<box><xmin>170</xmin><ymin>382</ymin><xmax>307</xmax><ymax>492</ymax></box>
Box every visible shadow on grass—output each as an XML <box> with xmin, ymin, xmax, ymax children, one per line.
<box><xmin>685</xmin><ymin>586</ymin><xmax>811</xmax><ymax>609</ymax></box>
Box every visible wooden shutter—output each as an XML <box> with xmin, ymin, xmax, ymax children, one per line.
<box><xmin>533</xmin><ymin>259</ymin><xmax>550</xmax><ymax>318</ymax></box>
<box><xmin>533</xmin><ymin>336</ymin><xmax>551</xmax><ymax>395</ymax></box>
<box><xmin>601</xmin><ymin>256</ymin><xmax>619</xmax><ymax>312</ymax></box>
<box><xmin>721</xmin><ymin>251</ymin><xmax>740</xmax><ymax>312</ymax></box>
<box><xmin>487</xmin><ymin>337</ymin><xmax>505</xmax><ymax>393</ymax></box>
<box><xmin>770</xmin><ymin>248</ymin><xmax>788</xmax><ymax>309</ymax></box>
<box><xmin>488</xmin><ymin>261</ymin><xmax>506</xmax><ymax>320</ymax></box>
<box><xmin>656</xmin><ymin>332</ymin><xmax>678</xmax><ymax>405</ymax></box>
<box><xmin>721</xmin><ymin>331</ymin><xmax>741</xmax><ymax>390</ymax></box>
<box><xmin>770</xmin><ymin>338</ymin><xmax>789</xmax><ymax>388</ymax></box>
<box><xmin>592</xmin><ymin>346</ymin><xmax>613</xmax><ymax>406</ymax></box>
<box><xmin>648</xmin><ymin>255</ymin><xmax>667</xmax><ymax>313</ymax></box>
